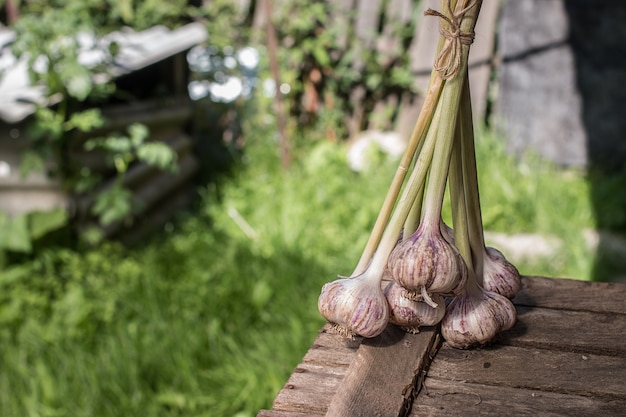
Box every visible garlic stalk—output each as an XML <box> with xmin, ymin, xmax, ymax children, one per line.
<box><xmin>458</xmin><ymin>76</ymin><xmax>521</xmax><ymax>298</ymax></box>
<box><xmin>403</xmin><ymin>183</ymin><xmax>424</xmax><ymax>239</ymax></box>
<box><xmin>387</xmin><ymin>42</ymin><xmax>470</xmax><ymax>302</ymax></box>
<box><xmin>352</xmin><ymin>76</ymin><xmax>445</xmax><ymax>276</ymax></box>
<box><xmin>351</xmin><ymin>0</ymin><xmax>459</xmax><ymax>276</ymax></box>
<box><xmin>442</xmin><ymin>70</ymin><xmax>517</xmax><ymax>349</ymax></box>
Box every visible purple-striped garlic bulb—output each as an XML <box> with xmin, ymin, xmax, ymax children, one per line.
<box><xmin>480</xmin><ymin>247</ymin><xmax>521</xmax><ymax>299</ymax></box>
<box><xmin>318</xmin><ymin>273</ymin><xmax>389</xmax><ymax>339</ymax></box>
<box><xmin>441</xmin><ymin>283</ymin><xmax>516</xmax><ymax>349</ymax></box>
<box><xmin>387</xmin><ymin>222</ymin><xmax>468</xmax><ymax>303</ymax></box>
<box><xmin>383</xmin><ymin>281</ymin><xmax>445</xmax><ymax>334</ymax></box>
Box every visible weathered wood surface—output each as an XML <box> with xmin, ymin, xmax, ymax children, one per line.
<box><xmin>411</xmin><ymin>276</ymin><xmax>626</xmax><ymax>417</ymax></box>
<box><xmin>411</xmin><ymin>378</ymin><xmax>626</xmax><ymax>417</ymax></box>
<box><xmin>513</xmin><ymin>275</ymin><xmax>626</xmax><ymax>314</ymax></box>
<box><xmin>324</xmin><ymin>325</ymin><xmax>441</xmax><ymax>417</ymax></box>
<box><xmin>258</xmin><ymin>276</ymin><xmax>626</xmax><ymax>417</ymax></box>
<box><xmin>266</xmin><ymin>325</ymin><xmax>361</xmax><ymax>416</ymax></box>
<box><xmin>428</xmin><ymin>346</ymin><xmax>625</xmax><ymax>399</ymax></box>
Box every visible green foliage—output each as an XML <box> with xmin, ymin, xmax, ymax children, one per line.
<box><xmin>588</xmin><ymin>169</ymin><xmax>626</xmax><ymax>232</ymax></box>
<box><xmin>67</xmin><ymin>109</ymin><xmax>105</xmax><ymax>132</ymax></box>
<box><xmin>0</xmin><ymin>209</ymin><xmax>68</xmax><ymax>253</ymax></box>
<box><xmin>91</xmin><ymin>184</ymin><xmax>134</xmax><ymax>226</ymax></box>
<box><xmin>274</xmin><ymin>0</ymin><xmax>420</xmax><ymax>133</ymax></box>
<box><xmin>85</xmin><ymin>123</ymin><xmax>176</xmax><ymax>176</ymax></box>
<box><xmin>15</xmin><ymin>0</ymin><xmax>191</xmax><ymax>32</ymax></box>
<box><xmin>107</xmin><ymin>0</ymin><xmax>190</xmax><ymax>30</ymax></box>
<box><xmin>189</xmin><ymin>0</ymin><xmax>249</xmax><ymax>49</ymax></box>
<box><xmin>0</xmin><ymin>213</ymin><xmax>31</xmax><ymax>252</ymax></box>
<box><xmin>82</xmin><ymin>123</ymin><xmax>176</xmax><ymax>233</ymax></box>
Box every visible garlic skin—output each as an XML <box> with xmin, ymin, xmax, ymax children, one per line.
<box><xmin>440</xmin><ymin>221</ymin><xmax>455</xmax><ymax>245</ymax></box>
<box><xmin>387</xmin><ymin>223</ymin><xmax>467</xmax><ymax>300</ymax></box>
<box><xmin>480</xmin><ymin>247</ymin><xmax>521</xmax><ymax>299</ymax></box>
<box><xmin>441</xmin><ymin>287</ymin><xmax>516</xmax><ymax>349</ymax></box>
<box><xmin>384</xmin><ymin>281</ymin><xmax>445</xmax><ymax>333</ymax></box>
<box><xmin>318</xmin><ymin>274</ymin><xmax>389</xmax><ymax>338</ymax></box>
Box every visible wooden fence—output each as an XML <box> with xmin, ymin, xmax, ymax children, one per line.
<box><xmin>246</xmin><ymin>0</ymin><xmax>499</xmax><ymax>141</ymax></box>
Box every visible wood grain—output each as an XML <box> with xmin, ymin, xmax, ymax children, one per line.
<box><xmin>302</xmin><ymin>325</ymin><xmax>362</xmax><ymax>367</ymax></box>
<box><xmin>272</xmin><ymin>363</ymin><xmax>348</xmax><ymax>415</ymax></box>
<box><xmin>428</xmin><ymin>344</ymin><xmax>626</xmax><ymax>400</ymax></box>
<box><xmin>499</xmin><ymin>305</ymin><xmax>626</xmax><ymax>356</ymax></box>
<box><xmin>268</xmin><ymin>325</ymin><xmax>361</xmax><ymax>415</ymax></box>
<box><xmin>409</xmin><ymin>378</ymin><xmax>626</xmax><ymax>417</ymax></box>
<box><xmin>259</xmin><ymin>277</ymin><xmax>626</xmax><ymax>417</ymax></box>
<box><xmin>324</xmin><ymin>325</ymin><xmax>440</xmax><ymax>417</ymax></box>
<box><xmin>514</xmin><ymin>276</ymin><xmax>626</xmax><ymax>314</ymax></box>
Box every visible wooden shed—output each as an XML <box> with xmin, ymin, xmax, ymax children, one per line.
<box><xmin>0</xmin><ymin>23</ymin><xmax>207</xmax><ymax>242</ymax></box>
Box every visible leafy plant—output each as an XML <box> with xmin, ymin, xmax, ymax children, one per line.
<box><xmin>273</xmin><ymin>0</ymin><xmax>420</xmax><ymax>134</ymax></box>
<box><xmin>85</xmin><ymin>123</ymin><xmax>176</xmax><ymax>229</ymax></box>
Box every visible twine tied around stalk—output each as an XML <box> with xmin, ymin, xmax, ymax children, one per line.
<box><xmin>424</xmin><ymin>0</ymin><xmax>477</xmax><ymax>80</ymax></box>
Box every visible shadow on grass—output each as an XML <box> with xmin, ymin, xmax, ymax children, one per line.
<box><xmin>565</xmin><ymin>1</ymin><xmax>626</xmax><ymax>282</ymax></box>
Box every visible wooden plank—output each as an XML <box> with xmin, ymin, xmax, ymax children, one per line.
<box><xmin>258</xmin><ymin>411</ymin><xmax>324</xmax><ymax>417</ymax></box>
<box><xmin>327</xmin><ymin>0</ymin><xmax>355</xmax><ymax>50</ymax></box>
<box><xmin>467</xmin><ymin>0</ymin><xmax>498</xmax><ymax>121</ymax></box>
<box><xmin>499</xmin><ymin>305</ymin><xmax>626</xmax><ymax>356</ymax></box>
<box><xmin>272</xmin><ymin>362</ymin><xmax>349</xmax><ymax>415</ymax></box>
<box><xmin>325</xmin><ymin>324</ymin><xmax>441</xmax><ymax>417</ymax></box>
<box><xmin>261</xmin><ymin>279</ymin><xmax>626</xmax><ymax>416</ymax></box>
<box><xmin>514</xmin><ymin>276</ymin><xmax>626</xmax><ymax>315</ymax></box>
<box><xmin>376</xmin><ymin>0</ymin><xmax>413</xmax><ymax>67</ymax></box>
<box><xmin>428</xmin><ymin>344</ymin><xmax>626</xmax><ymax>400</ymax></box>
<box><xmin>354</xmin><ymin>0</ymin><xmax>383</xmax><ymax>52</ymax></box>
<box><xmin>301</xmin><ymin>325</ymin><xmax>362</xmax><ymax>367</ymax></box>
<box><xmin>410</xmin><ymin>377</ymin><xmax>626</xmax><ymax>417</ymax></box>
<box><xmin>408</xmin><ymin>0</ymin><xmax>439</xmax><ymax>91</ymax></box>
<box><xmin>258</xmin><ymin>325</ymin><xmax>361</xmax><ymax>417</ymax></box>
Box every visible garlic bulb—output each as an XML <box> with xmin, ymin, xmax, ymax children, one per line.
<box><xmin>441</xmin><ymin>283</ymin><xmax>516</xmax><ymax>349</ymax></box>
<box><xmin>383</xmin><ymin>281</ymin><xmax>445</xmax><ymax>333</ymax></box>
<box><xmin>318</xmin><ymin>273</ymin><xmax>389</xmax><ymax>338</ymax></box>
<box><xmin>480</xmin><ymin>247</ymin><xmax>521</xmax><ymax>299</ymax></box>
<box><xmin>387</xmin><ymin>222</ymin><xmax>467</xmax><ymax>301</ymax></box>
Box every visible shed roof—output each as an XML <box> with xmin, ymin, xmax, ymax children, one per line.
<box><xmin>0</xmin><ymin>22</ymin><xmax>207</xmax><ymax>124</ymax></box>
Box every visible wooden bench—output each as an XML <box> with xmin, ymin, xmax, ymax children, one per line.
<box><xmin>258</xmin><ymin>276</ymin><xmax>626</xmax><ymax>417</ymax></box>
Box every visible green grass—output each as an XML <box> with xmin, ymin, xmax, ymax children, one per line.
<box><xmin>0</xmin><ymin>129</ymin><xmax>398</xmax><ymax>416</ymax></box>
<box><xmin>0</xmin><ymin>120</ymin><xmax>620</xmax><ymax>416</ymax></box>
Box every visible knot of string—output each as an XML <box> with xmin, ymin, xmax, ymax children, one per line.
<box><xmin>424</xmin><ymin>0</ymin><xmax>477</xmax><ymax>80</ymax></box>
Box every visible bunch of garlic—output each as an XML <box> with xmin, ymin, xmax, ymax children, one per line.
<box><xmin>317</xmin><ymin>0</ymin><xmax>519</xmax><ymax>348</ymax></box>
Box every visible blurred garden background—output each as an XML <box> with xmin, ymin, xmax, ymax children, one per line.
<box><xmin>1</xmin><ymin>0</ymin><xmax>625</xmax><ymax>416</ymax></box>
